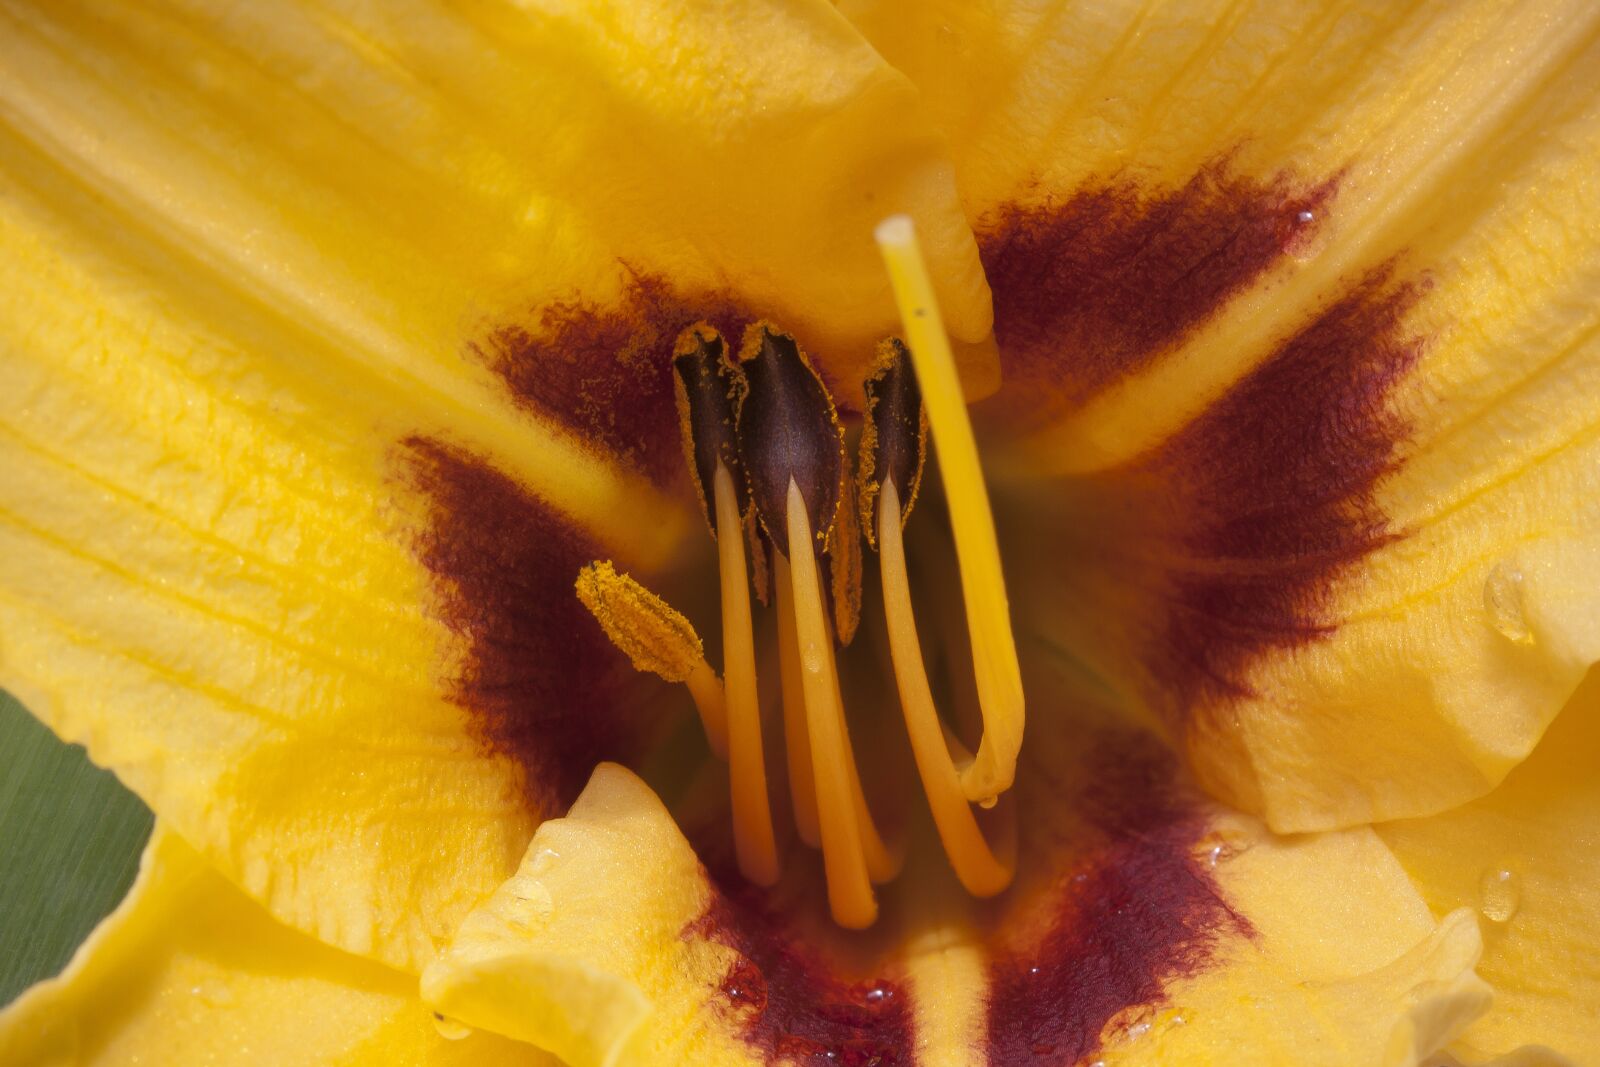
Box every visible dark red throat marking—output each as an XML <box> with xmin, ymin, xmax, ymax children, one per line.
<box><xmin>402</xmin><ymin>437</ymin><xmax>661</xmax><ymax>812</ymax></box>
<box><xmin>981</xmin><ymin>156</ymin><xmax>1425</xmax><ymax>716</ymax></box>
<box><xmin>1135</xmin><ymin>264</ymin><xmax>1425</xmax><ymax>709</ymax></box>
<box><xmin>987</xmin><ymin>735</ymin><xmax>1243</xmax><ymax>1065</ymax></box>
<box><xmin>980</xmin><ymin>160</ymin><xmax>1337</xmax><ymax>420</ymax></box>
<box><xmin>685</xmin><ymin>822</ymin><xmax>912</xmax><ymax>1067</ymax></box>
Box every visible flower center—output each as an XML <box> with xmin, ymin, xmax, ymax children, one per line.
<box><xmin>576</xmin><ymin>218</ymin><xmax>1025</xmax><ymax>928</ymax></box>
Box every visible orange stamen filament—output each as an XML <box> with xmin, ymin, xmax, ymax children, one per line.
<box><xmin>714</xmin><ymin>462</ymin><xmax>779</xmax><ymax>886</ymax></box>
<box><xmin>774</xmin><ymin>552</ymin><xmax>822</xmax><ymax>848</ymax></box>
<box><xmin>879</xmin><ymin>477</ymin><xmax>1015</xmax><ymax>896</ymax></box>
<box><xmin>785</xmin><ymin>478</ymin><xmax>883</xmax><ymax>929</ymax></box>
<box><xmin>684</xmin><ymin>662</ymin><xmax>729</xmax><ymax>761</ymax></box>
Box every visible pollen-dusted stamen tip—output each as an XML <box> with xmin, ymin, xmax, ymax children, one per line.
<box><xmin>576</xmin><ymin>560</ymin><xmax>729</xmax><ymax>759</ymax></box>
<box><xmin>673</xmin><ymin>324</ymin><xmax>748</xmax><ymax>536</ymax></box>
<box><xmin>858</xmin><ymin>337</ymin><xmax>928</xmax><ymax>550</ymax></box>
<box><xmin>574</xmin><ymin>560</ymin><xmax>703</xmax><ymax>683</ymax></box>
<box><xmin>734</xmin><ymin>323</ymin><xmax>845</xmax><ymax>558</ymax></box>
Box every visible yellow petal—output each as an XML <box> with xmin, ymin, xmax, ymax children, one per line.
<box><xmin>849</xmin><ymin>0</ymin><xmax>1600</xmax><ymax>829</ymax></box>
<box><xmin>0</xmin><ymin>0</ymin><xmax>988</xmax><ymax>970</ymax></box>
<box><xmin>420</xmin><ymin>763</ymin><xmax>738</xmax><ymax>1067</ymax></box>
<box><xmin>0</xmin><ymin>825</ymin><xmax>544</xmax><ymax>1066</ymax></box>
<box><xmin>1378</xmin><ymin>669</ymin><xmax>1600</xmax><ymax>1065</ymax></box>
<box><xmin>422</xmin><ymin>677</ymin><xmax>1490</xmax><ymax>1067</ymax></box>
<box><xmin>958</xmin><ymin>667</ymin><xmax>1490</xmax><ymax>1067</ymax></box>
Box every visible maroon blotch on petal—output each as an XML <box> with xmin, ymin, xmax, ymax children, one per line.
<box><xmin>980</xmin><ymin>160</ymin><xmax>1337</xmax><ymax>419</ymax></box>
<box><xmin>986</xmin><ymin>735</ymin><xmax>1243</xmax><ymax>1066</ymax></box>
<box><xmin>1137</xmin><ymin>264</ymin><xmax>1425</xmax><ymax>710</ymax></box>
<box><xmin>402</xmin><ymin>437</ymin><xmax>665</xmax><ymax>811</ymax></box>
<box><xmin>683</xmin><ymin>822</ymin><xmax>913</xmax><ymax>1067</ymax></box>
<box><xmin>471</xmin><ymin>272</ymin><xmax>751</xmax><ymax>489</ymax></box>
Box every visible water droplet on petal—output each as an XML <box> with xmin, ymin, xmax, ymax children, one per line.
<box><xmin>977</xmin><ymin>794</ymin><xmax>999</xmax><ymax>810</ymax></box>
<box><xmin>1478</xmin><ymin>866</ymin><xmax>1521</xmax><ymax>923</ymax></box>
<box><xmin>1484</xmin><ymin>561</ymin><xmax>1535</xmax><ymax>645</ymax></box>
<box><xmin>432</xmin><ymin>1013</ymin><xmax>473</xmax><ymax>1040</ymax></box>
<box><xmin>1296</xmin><ymin>209</ymin><xmax>1315</xmax><ymax>223</ymax></box>
<box><xmin>506</xmin><ymin>876</ymin><xmax>554</xmax><ymax>928</ymax></box>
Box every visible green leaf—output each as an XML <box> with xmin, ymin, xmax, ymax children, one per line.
<box><xmin>0</xmin><ymin>689</ymin><xmax>152</xmax><ymax>1007</ymax></box>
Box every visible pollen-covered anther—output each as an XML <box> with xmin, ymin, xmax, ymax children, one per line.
<box><xmin>673</xmin><ymin>324</ymin><xmax>747</xmax><ymax>536</ymax></box>
<box><xmin>858</xmin><ymin>337</ymin><xmax>929</xmax><ymax>549</ymax></box>
<box><xmin>735</xmin><ymin>323</ymin><xmax>847</xmax><ymax>557</ymax></box>
<box><xmin>575</xmin><ymin>560</ymin><xmax>728</xmax><ymax>759</ymax></box>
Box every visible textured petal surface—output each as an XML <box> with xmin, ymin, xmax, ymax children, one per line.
<box><xmin>423</xmin><ymin>678</ymin><xmax>1489</xmax><ymax>1067</ymax></box>
<box><xmin>847</xmin><ymin>0</ymin><xmax>1600</xmax><ymax>830</ymax></box>
<box><xmin>968</xmin><ymin>663</ymin><xmax>1489</xmax><ymax>1067</ymax></box>
<box><xmin>1379</xmin><ymin>669</ymin><xmax>1600</xmax><ymax>1065</ymax></box>
<box><xmin>0</xmin><ymin>826</ymin><xmax>544</xmax><ymax>1065</ymax></box>
<box><xmin>0</xmin><ymin>0</ymin><xmax>986</xmax><ymax>970</ymax></box>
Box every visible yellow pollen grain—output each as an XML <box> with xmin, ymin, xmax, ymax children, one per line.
<box><xmin>575</xmin><ymin>560</ymin><xmax>727</xmax><ymax>758</ymax></box>
<box><xmin>875</xmin><ymin>214</ymin><xmax>1025</xmax><ymax>805</ymax></box>
<box><xmin>879</xmin><ymin>478</ymin><xmax>1015</xmax><ymax>897</ymax></box>
<box><xmin>785</xmin><ymin>478</ymin><xmax>879</xmax><ymax>929</ymax></box>
<box><xmin>714</xmin><ymin>462</ymin><xmax>779</xmax><ymax>886</ymax></box>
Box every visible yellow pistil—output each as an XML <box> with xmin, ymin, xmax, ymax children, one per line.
<box><xmin>713</xmin><ymin>462</ymin><xmax>779</xmax><ymax>886</ymax></box>
<box><xmin>875</xmin><ymin>215</ymin><xmax>1025</xmax><ymax>805</ymax></box>
<box><xmin>574</xmin><ymin>561</ymin><xmax>728</xmax><ymax>759</ymax></box>
<box><xmin>785</xmin><ymin>478</ymin><xmax>884</xmax><ymax>929</ymax></box>
<box><xmin>878</xmin><ymin>478</ymin><xmax>1015</xmax><ymax>896</ymax></box>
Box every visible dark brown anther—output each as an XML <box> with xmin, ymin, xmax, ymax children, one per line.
<box><xmin>830</xmin><ymin>473</ymin><xmax>863</xmax><ymax>645</ymax></box>
<box><xmin>745</xmin><ymin>510</ymin><xmax>772</xmax><ymax>606</ymax></box>
<box><xmin>734</xmin><ymin>323</ymin><xmax>845</xmax><ymax>558</ymax></box>
<box><xmin>673</xmin><ymin>324</ymin><xmax>747</xmax><ymax>536</ymax></box>
<box><xmin>858</xmin><ymin>338</ymin><xmax>928</xmax><ymax>549</ymax></box>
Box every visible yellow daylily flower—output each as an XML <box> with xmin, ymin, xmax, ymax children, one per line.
<box><xmin>1</xmin><ymin>2</ymin><xmax>1597</xmax><ymax>1066</ymax></box>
